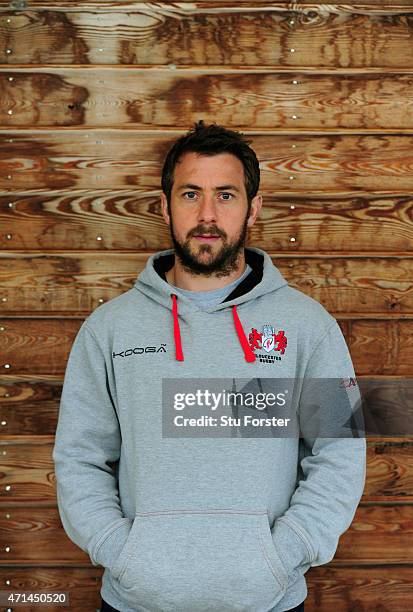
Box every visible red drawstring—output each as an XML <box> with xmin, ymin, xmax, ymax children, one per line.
<box><xmin>171</xmin><ymin>294</ymin><xmax>184</xmax><ymax>361</ymax></box>
<box><xmin>232</xmin><ymin>304</ymin><xmax>256</xmax><ymax>362</ymax></box>
<box><xmin>170</xmin><ymin>295</ymin><xmax>256</xmax><ymax>363</ymax></box>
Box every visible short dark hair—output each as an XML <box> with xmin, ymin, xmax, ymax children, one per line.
<box><xmin>161</xmin><ymin>120</ymin><xmax>260</xmax><ymax>209</ymax></box>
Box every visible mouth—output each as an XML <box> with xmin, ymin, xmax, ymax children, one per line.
<box><xmin>193</xmin><ymin>234</ymin><xmax>221</xmax><ymax>242</ymax></box>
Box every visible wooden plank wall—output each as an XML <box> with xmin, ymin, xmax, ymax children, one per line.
<box><xmin>1</xmin><ymin>1</ymin><xmax>413</xmax><ymax>610</ymax></box>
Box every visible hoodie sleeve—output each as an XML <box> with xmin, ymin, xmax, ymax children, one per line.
<box><xmin>271</xmin><ymin>319</ymin><xmax>367</xmax><ymax>583</ymax></box>
<box><xmin>52</xmin><ymin>320</ymin><xmax>132</xmax><ymax>571</ymax></box>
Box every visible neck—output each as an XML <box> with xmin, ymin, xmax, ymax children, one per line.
<box><xmin>166</xmin><ymin>250</ymin><xmax>247</xmax><ymax>292</ymax></box>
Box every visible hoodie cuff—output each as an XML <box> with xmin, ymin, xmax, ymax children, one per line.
<box><xmin>93</xmin><ymin>518</ymin><xmax>133</xmax><ymax>571</ymax></box>
<box><xmin>271</xmin><ymin>517</ymin><xmax>314</xmax><ymax>578</ymax></box>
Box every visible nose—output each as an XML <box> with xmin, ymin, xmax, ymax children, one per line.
<box><xmin>197</xmin><ymin>194</ymin><xmax>217</xmax><ymax>224</ymax></box>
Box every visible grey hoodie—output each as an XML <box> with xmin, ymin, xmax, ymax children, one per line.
<box><xmin>52</xmin><ymin>246</ymin><xmax>366</xmax><ymax>612</ymax></box>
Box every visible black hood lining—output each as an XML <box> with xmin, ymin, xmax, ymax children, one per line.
<box><xmin>153</xmin><ymin>248</ymin><xmax>264</xmax><ymax>303</ymax></box>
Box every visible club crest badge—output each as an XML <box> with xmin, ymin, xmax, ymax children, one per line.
<box><xmin>248</xmin><ymin>324</ymin><xmax>288</xmax><ymax>364</ymax></box>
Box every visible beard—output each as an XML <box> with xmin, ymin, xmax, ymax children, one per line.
<box><xmin>169</xmin><ymin>208</ymin><xmax>250</xmax><ymax>278</ymax></box>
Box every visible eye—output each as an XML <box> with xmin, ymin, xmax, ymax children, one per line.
<box><xmin>220</xmin><ymin>192</ymin><xmax>234</xmax><ymax>201</ymax></box>
<box><xmin>183</xmin><ymin>191</ymin><xmax>197</xmax><ymax>200</ymax></box>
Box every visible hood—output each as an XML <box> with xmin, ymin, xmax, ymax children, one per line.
<box><xmin>134</xmin><ymin>247</ymin><xmax>288</xmax><ymax>363</ymax></box>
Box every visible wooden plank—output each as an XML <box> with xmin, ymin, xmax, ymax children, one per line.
<box><xmin>0</xmin><ymin>317</ymin><xmax>412</xmax><ymax>375</ymax></box>
<box><xmin>1</xmin><ymin>252</ymin><xmax>413</xmax><ymax>316</ymax></box>
<box><xmin>0</xmin><ymin>381</ymin><xmax>61</xmax><ymax>435</ymax></box>
<box><xmin>3</xmin><ymin>133</ymin><xmax>413</xmax><ymax>192</ymax></box>
<box><xmin>335</xmin><ymin>504</ymin><xmax>413</xmax><ymax>565</ymax></box>
<box><xmin>306</xmin><ymin>565</ymin><xmax>413</xmax><ymax>610</ymax></box>
<box><xmin>0</xmin><ymin>2</ymin><xmax>412</xmax><ymax>10</ymax></box>
<box><xmin>1</xmin><ymin>438</ymin><xmax>413</xmax><ymax>502</ymax></box>
<box><xmin>303</xmin><ymin>1</ymin><xmax>413</xmax><ymax>5</ymax></box>
<box><xmin>0</xmin><ymin>567</ymin><xmax>103</xmax><ymax>611</ymax></box>
<box><xmin>2</xmin><ymin>6</ymin><xmax>413</xmax><ymax>68</ymax></box>
<box><xmin>3</xmin><ymin>69</ymin><xmax>413</xmax><ymax>129</ymax></box>
<box><xmin>0</xmin><ymin>441</ymin><xmax>56</xmax><ymax>502</ymax></box>
<box><xmin>0</xmin><ymin>504</ymin><xmax>411</xmax><ymax>566</ymax></box>
<box><xmin>0</xmin><ymin>319</ymin><xmax>82</xmax><ymax>376</ymax></box>
<box><xmin>0</xmin><ymin>506</ymin><xmax>90</xmax><ymax>564</ymax></box>
<box><xmin>1</xmin><ymin>192</ymin><xmax>413</xmax><ymax>252</ymax></box>
<box><xmin>337</xmin><ymin>319</ymin><xmax>413</xmax><ymax>375</ymax></box>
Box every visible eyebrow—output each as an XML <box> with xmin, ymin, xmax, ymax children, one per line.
<box><xmin>176</xmin><ymin>183</ymin><xmax>241</xmax><ymax>193</ymax></box>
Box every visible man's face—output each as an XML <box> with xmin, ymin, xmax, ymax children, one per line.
<box><xmin>161</xmin><ymin>152</ymin><xmax>262</xmax><ymax>277</ymax></box>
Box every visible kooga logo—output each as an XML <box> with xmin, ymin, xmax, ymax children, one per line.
<box><xmin>113</xmin><ymin>343</ymin><xmax>167</xmax><ymax>359</ymax></box>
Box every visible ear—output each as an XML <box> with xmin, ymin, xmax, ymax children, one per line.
<box><xmin>247</xmin><ymin>194</ymin><xmax>263</xmax><ymax>227</ymax></box>
<box><xmin>161</xmin><ymin>192</ymin><xmax>170</xmax><ymax>226</ymax></box>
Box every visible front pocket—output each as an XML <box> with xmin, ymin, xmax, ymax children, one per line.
<box><xmin>111</xmin><ymin>509</ymin><xmax>289</xmax><ymax>612</ymax></box>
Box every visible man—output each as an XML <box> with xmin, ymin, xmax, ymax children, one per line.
<box><xmin>53</xmin><ymin>121</ymin><xmax>366</xmax><ymax>612</ymax></box>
